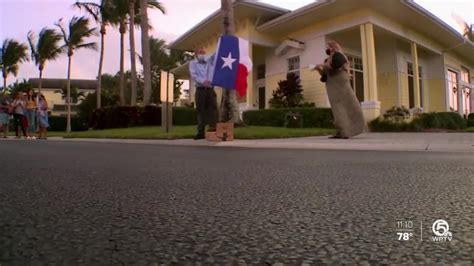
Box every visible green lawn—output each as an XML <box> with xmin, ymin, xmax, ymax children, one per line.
<box><xmin>466</xmin><ymin>127</ymin><xmax>474</xmax><ymax>132</ymax></box>
<box><xmin>56</xmin><ymin>126</ymin><xmax>335</xmax><ymax>140</ymax></box>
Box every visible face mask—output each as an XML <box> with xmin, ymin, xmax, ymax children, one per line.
<box><xmin>326</xmin><ymin>48</ymin><xmax>331</xmax><ymax>55</ymax></box>
<box><xmin>197</xmin><ymin>55</ymin><xmax>206</xmax><ymax>62</ymax></box>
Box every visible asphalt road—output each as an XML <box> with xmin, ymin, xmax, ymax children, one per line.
<box><xmin>1</xmin><ymin>140</ymin><xmax>473</xmax><ymax>265</ymax></box>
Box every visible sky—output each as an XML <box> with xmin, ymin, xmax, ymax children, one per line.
<box><xmin>0</xmin><ymin>0</ymin><xmax>473</xmax><ymax>86</ymax></box>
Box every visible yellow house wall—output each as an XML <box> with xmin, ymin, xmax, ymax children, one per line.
<box><xmin>399</xmin><ymin>73</ymin><xmax>409</xmax><ymax>108</ymax></box>
<box><xmin>42</xmin><ymin>89</ymin><xmax>63</xmax><ymax>107</ymax></box>
<box><xmin>377</xmin><ymin>72</ymin><xmax>399</xmax><ymax>112</ymax></box>
<box><xmin>444</xmin><ymin>52</ymin><xmax>474</xmax><ymax>71</ymax></box>
<box><xmin>427</xmin><ymin>79</ymin><xmax>445</xmax><ymax>112</ymax></box>
<box><xmin>300</xmin><ymin>68</ymin><xmax>328</xmax><ymax>107</ymax></box>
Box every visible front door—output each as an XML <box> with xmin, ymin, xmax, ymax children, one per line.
<box><xmin>258</xmin><ymin>87</ymin><xmax>266</xmax><ymax>109</ymax></box>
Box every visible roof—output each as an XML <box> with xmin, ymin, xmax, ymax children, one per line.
<box><xmin>28</xmin><ymin>78</ymin><xmax>97</xmax><ymax>90</ymax></box>
<box><xmin>168</xmin><ymin>0</ymin><xmax>289</xmax><ymax>51</ymax></box>
<box><xmin>256</xmin><ymin>0</ymin><xmax>474</xmax><ymax>63</ymax></box>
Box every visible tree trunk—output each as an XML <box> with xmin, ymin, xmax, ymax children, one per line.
<box><xmin>2</xmin><ymin>72</ymin><xmax>6</xmax><ymax>92</ymax></box>
<box><xmin>220</xmin><ymin>0</ymin><xmax>240</xmax><ymax>123</ymax></box>
<box><xmin>129</xmin><ymin>0</ymin><xmax>138</xmax><ymax>106</ymax></box>
<box><xmin>66</xmin><ymin>55</ymin><xmax>72</xmax><ymax>133</ymax></box>
<box><xmin>119</xmin><ymin>21</ymin><xmax>126</xmax><ymax>106</ymax></box>
<box><xmin>97</xmin><ymin>24</ymin><xmax>106</xmax><ymax>109</ymax></box>
<box><xmin>38</xmin><ymin>68</ymin><xmax>43</xmax><ymax>94</ymax></box>
<box><xmin>140</xmin><ymin>0</ymin><xmax>152</xmax><ymax>105</ymax></box>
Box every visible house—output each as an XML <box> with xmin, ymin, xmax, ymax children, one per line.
<box><xmin>169</xmin><ymin>0</ymin><xmax>474</xmax><ymax>121</ymax></box>
<box><xmin>28</xmin><ymin>78</ymin><xmax>97</xmax><ymax>116</ymax></box>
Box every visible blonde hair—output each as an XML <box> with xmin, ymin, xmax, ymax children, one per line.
<box><xmin>327</xmin><ymin>41</ymin><xmax>344</xmax><ymax>53</ymax></box>
<box><xmin>326</xmin><ymin>41</ymin><xmax>349</xmax><ymax>72</ymax></box>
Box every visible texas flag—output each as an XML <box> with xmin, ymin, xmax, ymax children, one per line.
<box><xmin>211</xmin><ymin>35</ymin><xmax>253</xmax><ymax>97</ymax></box>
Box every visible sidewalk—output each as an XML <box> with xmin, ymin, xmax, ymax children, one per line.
<box><xmin>47</xmin><ymin>133</ymin><xmax>474</xmax><ymax>152</ymax></box>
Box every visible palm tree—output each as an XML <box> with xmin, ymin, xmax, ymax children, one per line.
<box><xmin>6</xmin><ymin>79</ymin><xmax>33</xmax><ymax>97</ymax></box>
<box><xmin>129</xmin><ymin>0</ymin><xmax>138</xmax><ymax>106</ymax></box>
<box><xmin>27</xmin><ymin>28</ymin><xmax>63</xmax><ymax>94</ymax></box>
<box><xmin>0</xmin><ymin>39</ymin><xmax>29</xmax><ymax>90</ymax></box>
<box><xmin>56</xmin><ymin>16</ymin><xmax>97</xmax><ymax>133</ymax></box>
<box><xmin>219</xmin><ymin>0</ymin><xmax>240</xmax><ymax>123</ymax></box>
<box><xmin>140</xmin><ymin>0</ymin><xmax>165</xmax><ymax>105</ymax></box>
<box><xmin>74</xmin><ymin>0</ymin><xmax>114</xmax><ymax>109</ymax></box>
<box><xmin>109</xmin><ymin>0</ymin><xmax>165</xmax><ymax>106</ymax></box>
<box><xmin>109</xmin><ymin>0</ymin><xmax>129</xmax><ymax>105</ymax></box>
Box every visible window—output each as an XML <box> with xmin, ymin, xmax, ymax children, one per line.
<box><xmin>347</xmin><ymin>54</ymin><xmax>364</xmax><ymax>102</ymax></box>
<box><xmin>447</xmin><ymin>70</ymin><xmax>458</xmax><ymax>112</ymax></box>
<box><xmin>461</xmin><ymin>66</ymin><xmax>471</xmax><ymax>114</ymax></box>
<box><xmin>461</xmin><ymin>66</ymin><xmax>470</xmax><ymax>83</ymax></box>
<box><xmin>407</xmin><ymin>62</ymin><xmax>423</xmax><ymax>108</ymax></box>
<box><xmin>257</xmin><ymin>64</ymin><xmax>266</xmax><ymax>80</ymax></box>
<box><xmin>287</xmin><ymin>56</ymin><xmax>300</xmax><ymax>77</ymax></box>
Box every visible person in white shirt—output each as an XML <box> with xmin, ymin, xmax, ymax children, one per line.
<box><xmin>12</xmin><ymin>92</ymin><xmax>28</xmax><ymax>139</ymax></box>
<box><xmin>189</xmin><ymin>48</ymin><xmax>217</xmax><ymax>140</ymax></box>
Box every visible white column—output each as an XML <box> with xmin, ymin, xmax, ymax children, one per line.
<box><xmin>360</xmin><ymin>23</ymin><xmax>381</xmax><ymax>121</ymax></box>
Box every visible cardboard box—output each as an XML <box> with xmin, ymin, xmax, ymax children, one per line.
<box><xmin>216</xmin><ymin>122</ymin><xmax>234</xmax><ymax>141</ymax></box>
<box><xmin>206</xmin><ymin>131</ymin><xmax>221</xmax><ymax>142</ymax></box>
<box><xmin>205</xmin><ymin>123</ymin><xmax>234</xmax><ymax>142</ymax></box>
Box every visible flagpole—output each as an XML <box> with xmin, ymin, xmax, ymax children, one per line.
<box><xmin>219</xmin><ymin>0</ymin><xmax>239</xmax><ymax>124</ymax></box>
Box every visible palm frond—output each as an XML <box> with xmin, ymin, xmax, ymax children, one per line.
<box><xmin>76</xmin><ymin>42</ymin><xmax>98</xmax><ymax>51</ymax></box>
<box><xmin>55</xmin><ymin>18</ymin><xmax>70</xmax><ymax>47</ymax></box>
<box><xmin>27</xmin><ymin>31</ymin><xmax>39</xmax><ymax>65</ymax></box>
<box><xmin>37</xmin><ymin>27</ymin><xmax>63</xmax><ymax>63</ymax></box>
<box><xmin>74</xmin><ymin>1</ymin><xmax>101</xmax><ymax>23</ymax></box>
<box><xmin>146</xmin><ymin>0</ymin><xmax>166</xmax><ymax>14</ymax></box>
<box><xmin>1</xmin><ymin>39</ymin><xmax>29</xmax><ymax>77</ymax></box>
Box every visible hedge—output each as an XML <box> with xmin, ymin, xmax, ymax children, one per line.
<box><xmin>370</xmin><ymin>112</ymin><xmax>467</xmax><ymax>132</ymax></box>
<box><xmin>48</xmin><ymin>116</ymin><xmax>88</xmax><ymax>132</ymax></box>
<box><xmin>89</xmin><ymin>105</ymin><xmax>197</xmax><ymax>129</ymax></box>
<box><xmin>467</xmin><ymin>113</ymin><xmax>474</xmax><ymax>127</ymax></box>
<box><xmin>243</xmin><ymin>108</ymin><xmax>334</xmax><ymax>128</ymax></box>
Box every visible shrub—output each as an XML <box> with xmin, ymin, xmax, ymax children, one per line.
<box><xmin>370</xmin><ymin>111</ymin><xmax>466</xmax><ymax>132</ymax></box>
<box><xmin>383</xmin><ymin>106</ymin><xmax>410</xmax><ymax>123</ymax></box>
<box><xmin>467</xmin><ymin>113</ymin><xmax>474</xmax><ymax>127</ymax></box>
<box><xmin>173</xmin><ymin>107</ymin><xmax>197</xmax><ymax>125</ymax></box>
<box><xmin>89</xmin><ymin>105</ymin><xmax>197</xmax><ymax>129</ymax></box>
<box><xmin>142</xmin><ymin>105</ymin><xmax>161</xmax><ymax>126</ymax></box>
<box><xmin>269</xmin><ymin>73</ymin><xmax>306</xmax><ymax>108</ymax></box>
<box><xmin>243</xmin><ymin>108</ymin><xmax>333</xmax><ymax>128</ymax></box>
<box><xmin>48</xmin><ymin>116</ymin><xmax>88</xmax><ymax>132</ymax></box>
<box><xmin>412</xmin><ymin>112</ymin><xmax>466</xmax><ymax>130</ymax></box>
<box><xmin>77</xmin><ymin>92</ymin><xmax>119</xmax><ymax>127</ymax></box>
<box><xmin>369</xmin><ymin>117</ymin><xmax>410</xmax><ymax>132</ymax></box>
<box><xmin>284</xmin><ymin>111</ymin><xmax>303</xmax><ymax>128</ymax></box>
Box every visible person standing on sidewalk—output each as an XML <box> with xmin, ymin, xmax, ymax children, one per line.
<box><xmin>25</xmin><ymin>89</ymin><xmax>37</xmax><ymax>139</ymax></box>
<box><xmin>0</xmin><ymin>93</ymin><xmax>11</xmax><ymax>138</ymax></box>
<box><xmin>315</xmin><ymin>41</ymin><xmax>365</xmax><ymax>138</ymax></box>
<box><xmin>12</xmin><ymin>92</ymin><xmax>28</xmax><ymax>139</ymax></box>
<box><xmin>37</xmin><ymin>94</ymin><xmax>49</xmax><ymax>139</ymax></box>
<box><xmin>189</xmin><ymin>48</ymin><xmax>217</xmax><ymax>140</ymax></box>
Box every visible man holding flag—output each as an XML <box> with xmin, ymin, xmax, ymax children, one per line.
<box><xmin>189</xmin><ymin>48</ymin><xmax>218</xmax><ymax>140</ymax></box>
<box><xmin>189</xmin><ymin>36</ymin><xmax>252</xmax><ymax>140</ymax></box>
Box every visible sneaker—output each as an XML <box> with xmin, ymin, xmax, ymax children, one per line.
<box><xmin>31</xmin><ymin>136</ymin><xmax>37</xmax><ymax>139</ymax></box>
